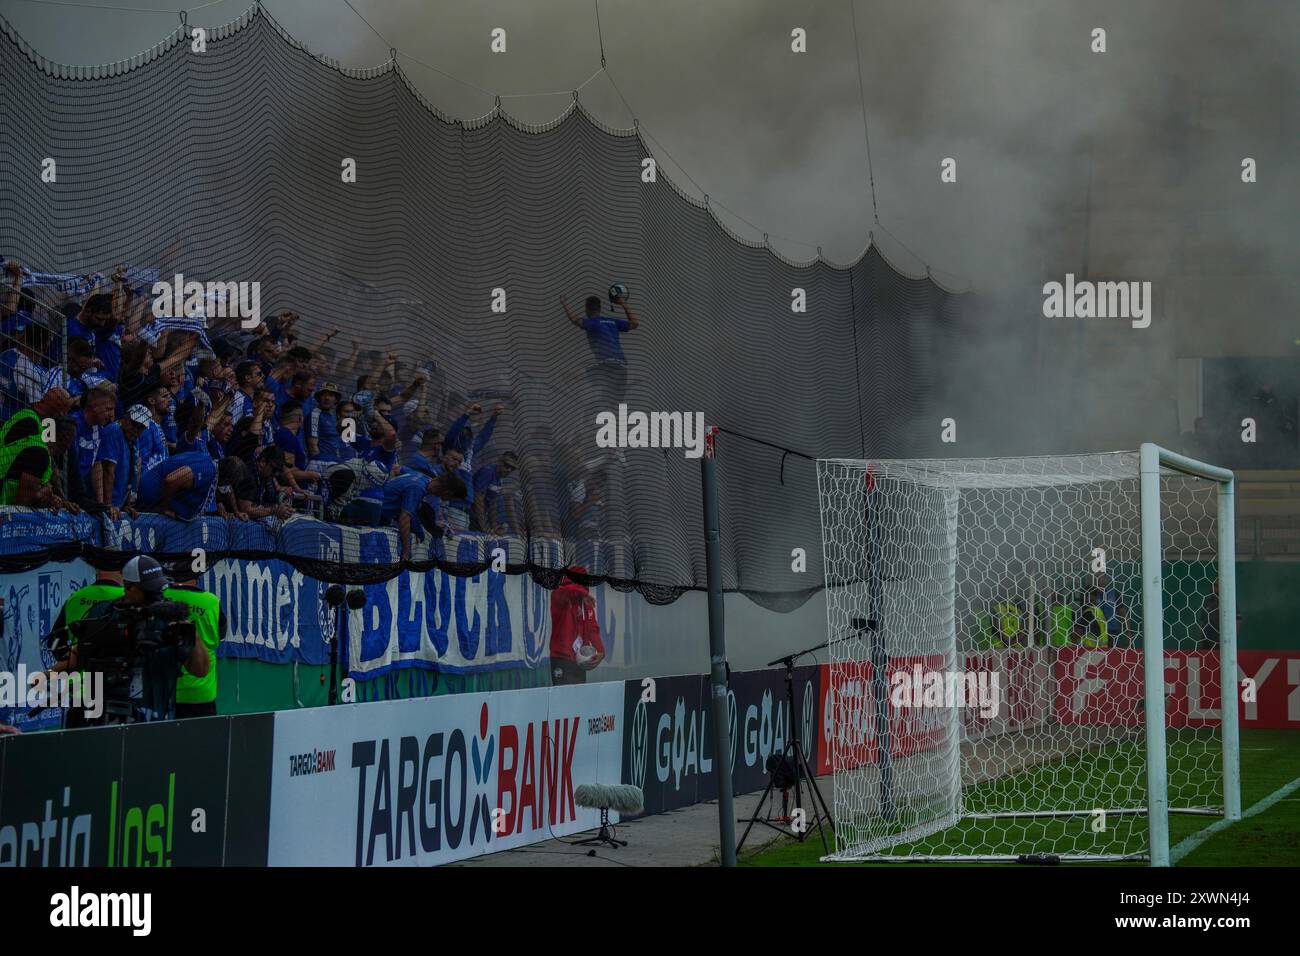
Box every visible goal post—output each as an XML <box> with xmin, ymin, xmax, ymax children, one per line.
<box><xmin>1140</xmin><ymin>443</ymin><xmax>1241</xmax><ymax>867</ymax></box>
<box><xmin>816</xmin><ymin>446</ymin><xmax>1241</xmax><ymax>866</ymax></box>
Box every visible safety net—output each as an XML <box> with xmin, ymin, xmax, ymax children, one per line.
<box><xmin>0</xmin><ymin>5</ymin><xmax>970</xmax><ymax>608</ymax></box>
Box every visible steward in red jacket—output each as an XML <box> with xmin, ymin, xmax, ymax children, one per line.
<box><xmin>549</xmin><ymin>567</ymin><xmax>605</xmax><ymax>685</ymax></box>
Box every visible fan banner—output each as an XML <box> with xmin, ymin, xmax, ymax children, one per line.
<box><xmin>1</xmin><ymin>559</ymin><xmax>95</xmax><ymax>730</ymax></box>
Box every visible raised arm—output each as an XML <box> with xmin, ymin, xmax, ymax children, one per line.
<box><xmin>472</xmin><ymin>405</ymin><xmax>503</xmax><ymax>455</ymax></box>
<box><xmin>616</xmin><ymin>294</ymin><xmax>639</xmax><ymax>330</ymax></box>
<box><xmin>157</xmin><ymin>332</ymin><xmax>200</xmax><ymax>375</ymax></box>
<box><xmin>560</xmin><ymin>297</ymin><xmax>583</xmax><ymax>328</ymax></box>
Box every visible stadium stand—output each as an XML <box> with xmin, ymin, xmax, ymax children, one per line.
<box><xmin>0</xmin><ymin>5</ymin><xmax>969</xmax><ymax>608</ymax></box>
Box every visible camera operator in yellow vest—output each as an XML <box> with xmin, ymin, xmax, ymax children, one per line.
<box><xmin>39</xmin><ymin>569</ymin><xmax>124</xmax><ymax>729</ymax></box>
<box><xmin>1073</xmin><ymin>586</ymin><xmax>1112</xmax><ymax>648</ymax></box>
<box><xmin>974</xmin><ymin>597</ymin><xmax>1025</xmax><ymax>649</ymax></box>
<box><xmin>163</xmin><ymin>572</ymin><xmax>225</xmax><ymax>719</ymax></box>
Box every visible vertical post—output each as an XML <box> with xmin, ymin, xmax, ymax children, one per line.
<box><xmin>863</xmin><ymin>467</ymin><xmax>894</xmax><ymax>820</ymax></box>
<box><xmin>1217</xmin><ymin>477</ymin><xmax>1241</xmax><ymax>821</ymax></box>
<box><xmin>701</xmin><ymin>426</ymin><xmax>736</xmax><ymax>866</ymax></box>
<box><xmin>1139</xmin><ymin>443</ymin><xmax>1171</xmax><ymax>866</ymax></box>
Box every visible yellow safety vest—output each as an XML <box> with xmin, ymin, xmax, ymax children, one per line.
<box><xmin>994</xmin><ymin>601</ymin><xmax>1021</xmax><ymax>646</ymax></box>
<box><xmin>1080</xmin><ymin>605</ymin><xmax>1110</xmax><ymax>647</ymax></box>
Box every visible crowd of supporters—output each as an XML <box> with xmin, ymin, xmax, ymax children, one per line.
<box><xmin>0</xmin><ymin>259</ymin><xmax>548</xmax><ymax>558</ymax></box>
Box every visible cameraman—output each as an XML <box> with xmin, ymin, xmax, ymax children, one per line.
<box><xmin>40</xmin><ymin>568</ymin><xmax>124</xmax><ymax>728</ymax></box>
<box><xmin>53</xmin><ymin>557</ymin><xmax>208</xmax><ymax>725</ymax></box>
<box><xmin>163</xmin><ymin>573</ymin><xmax>224</xmax><ymax>719</ymax></box>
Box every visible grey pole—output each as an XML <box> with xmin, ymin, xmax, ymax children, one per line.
<box><xmin>702</xmin><ymin>426</ymin><xmax>737</xmax><ymax>866</ymax></box>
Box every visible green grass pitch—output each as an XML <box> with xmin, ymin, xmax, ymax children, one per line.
<box><xmin>742</xmin><ymin>729</ymin><xmax>1300</xmax><ymax>866</ymax></box>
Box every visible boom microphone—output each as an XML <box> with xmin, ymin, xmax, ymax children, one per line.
<box><xmin>345</xmin><ymin>590</ymin><xmax>368</xmax><ymax>610</ymax></box>
<box><xmin>325</xmin><ymin>585</ymin><xmax>346</xmax><ymax>607</ymax></box>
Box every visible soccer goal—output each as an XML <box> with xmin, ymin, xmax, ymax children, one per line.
<box><xmin>815</xmin><ymin>445</ymin><xmax>1240</xmax><ymax>865</ymax></box>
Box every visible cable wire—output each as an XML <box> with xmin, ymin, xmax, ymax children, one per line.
<box><xmin>848</xmin><ymin>0</ymin><xmax>880</xmax><ymax>225</ymax></box>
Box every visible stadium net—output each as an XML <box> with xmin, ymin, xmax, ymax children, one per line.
<box><xmin>816</xmin><ymin>446</ymin><xmax>1240</xmax><ymax>864</ymax></box>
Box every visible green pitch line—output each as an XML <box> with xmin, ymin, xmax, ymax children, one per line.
<box><xmin>742</xmin><ymin>729</ymin><xmax>1300</xmax><ymax>867</ymax></box>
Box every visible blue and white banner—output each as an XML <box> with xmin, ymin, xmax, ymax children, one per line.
<box><xmin>0</xmin><ymin>559</ymin><xmax>95</xmax><ymax>730</ymax></box>
<box><xmin>0</xmin><ymin>259</ymin><xmax>159</xmax><ymax>298</ymax></box>
<box><xmin>0</xmin><ymin>510</ymin><xmax>98</xmax><ymax>554</ymax></box>
<box><xmin>2</xmin><ymin>509</ymin><xmax>632</xmax><ymax>679</ymax></box>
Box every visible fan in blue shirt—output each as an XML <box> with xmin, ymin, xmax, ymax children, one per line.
<box><xmin>130</xmin><ymin>404</ymin><xmax>169</xmax><ymax>473</ymax></box>
<box><xmin>562</xmin><ymin>292</ymin><xmax>640</xmax><ymax>366</ymax></box>
<box><xmin>472</xmin><ymin>451</ymin><xmax>519</xmax><ymax>534</ymax></box>
<box><xmin>381</xmin><ymin>469</ymin><xmax>468</xmax><ymax>561</ymax></box>
<box><xmin>306</xmin><ymin>384</ymin><xmax>345</xmax><ymax>463</ymax></box>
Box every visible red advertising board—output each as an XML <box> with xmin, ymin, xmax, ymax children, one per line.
<box><xmin>819</xmin><ymin>650</ymin><xmax>1300</xmax><ymax>770</ymax></box>
<box><xmin>817</xmin><ymin>656</ymin><xmax>950</xmax><ymax>774</ymax></box>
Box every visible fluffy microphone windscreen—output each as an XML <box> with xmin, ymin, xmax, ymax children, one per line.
<box><xmin>574</xmin><ymin>783</ymin><xmax>645</xmax><ymax>815</ymax></box>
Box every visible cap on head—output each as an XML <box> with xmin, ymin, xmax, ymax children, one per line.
<box><xmin>122</xmin><ymin>555</ymin><xmax>169</xmax><ymax>594</ymax></box>
<box><xmin>127</xmin><ymin>404</ymin><xmax>153</xmax><ymax>427</ymax></box>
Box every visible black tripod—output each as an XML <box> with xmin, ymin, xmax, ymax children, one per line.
<box><xmin>736</xmin><ymin>645</ymin><xmax>834</xmax><ymax>855</ymax></box>
<box><xmin>572</xmin><ymin>809</ymin><xmax>627</xmax><ymax>850</ymax></box>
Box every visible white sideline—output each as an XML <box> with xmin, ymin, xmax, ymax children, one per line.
<box><xmin>1169</xmin><ymin>773</ymin><xmax>1300</xmax><ymax>864</ymax></box>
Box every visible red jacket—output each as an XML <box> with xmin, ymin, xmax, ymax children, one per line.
<box><xmin>550</xmin><ymin>574</ymin><xmax>604</xmax><ymax>662</ymax></box>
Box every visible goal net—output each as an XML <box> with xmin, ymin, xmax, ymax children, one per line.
<box><xmin>816</xmin><ymin>447</ymin><xmax>1240</xmax><ymax>864</ymax></box>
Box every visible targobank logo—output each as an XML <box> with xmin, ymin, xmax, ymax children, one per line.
<box><xmin>288</xmin><ymin>748</ymin><xmax>338</xmax><ymax>777</ymax></box>
<box><xmin>351</xmin><ymin>701</ymin><xmax>580</xmax><ymax>866</ymax></box>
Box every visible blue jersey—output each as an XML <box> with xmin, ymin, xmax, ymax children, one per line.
<box><xmin>581</xmin><ymin>314</ymin><xmax>631</xmax><ymax>364</ymax></box>
<box><xmin>138</xmin><ymin>451</ymin><xmax>217</xmax><ymax>520</ymax></box>
<box><xmin>71</xmin><ymin>410</ymin><xmax>100</xmax><ymax>480</ymax></box>
<box><xmin>95</xmin><ymin>422</ymin><xmax>134</xmax><ymax>507</ymax></box>
<box><xmin>361</xmin><ymin>445</ymin><xmax>397</xmax><ymax>500</ymax></box>
<box><xmin>275</xmin><ymin>426</ymin><xmax>308</xmax><ymax>470</ymax></box>
<box><xmin>66</xmin><ymin>318</ymin><xmax>124</xmax><ymax>381</ymax></box>
<box><xmin>380</xmin><ymin>472</ymin><xmax>433</xmax><ymax>521</ymax></box>
<box><xmin>307</xmin><ymin>406</ymin><xmax>344</xmax><ymax>461</ymax></box>
<box><xmin>230</xmin><ymin>390</ymin><xmax>255</xmax><ymax>424</ymax></box>
<box><xmin>138</xmin><ymin>420</ymin><xmax>168</xmax><ymax>473</ymax></box>
<box><xmin>406</xmin><ymin>452</ymin><xmax>437</xmax><ymax>477</ymax></box>
<box><xmin>161</xmin><ymin>394</ymin><xmax>178</xmax><ymax>445</ymax></box>
<box><xmin>474</xmin><ymin>463</ymin><xmax>504</xmax><ymax>515</ymax></box>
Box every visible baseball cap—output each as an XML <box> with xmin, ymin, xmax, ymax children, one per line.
<box><xmin>122</xmin><ymin>555</ymin><xmax>169</xmax><ymax>594</ymax></box>
<box><xmin>317</xmin><ymin>381</ymin><xmax>342</xmax><ymax>398</ymax></box>
<box><xmin>127</xmin><ymin>404</ymin><xmax>153</xmax><ymax>426</ymax></box>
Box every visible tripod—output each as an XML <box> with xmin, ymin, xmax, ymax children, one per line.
<box><xmin>572</xmin><ymin>809</ymin><xmax>627</xmax><ymax>850</ymax></box>
<box><xmin>736</xmin><ymin>646</ymin><xmax>834</xmax><ymax>855</ymax></box>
